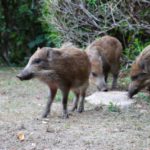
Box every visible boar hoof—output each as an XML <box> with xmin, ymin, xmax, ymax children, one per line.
<box><xmin>101</xmin><ymin>87</ymin><xmax>108</xmax><ymax>92</ymax></box>
<box><xmin>71</xmin><ymin>106</ymin><xmax>77</xmax><ymax>112</ymax></box>
<box><xmin>62</xmin><ymin>113</ymin><xmax>69</xmax><ymax>119</ymax></box>
<box><xmin>42</xmin><ymin>113</ymin><xmax>48</xmax><ymax>118</ymax></box>
<box><xmin>77</xmin><ymin>107</ymin><xmax>84</xmax><ymax>113</ymax></box>
<box><xmin>128</xmin><ymin>93</ymin><xmax>133</xmax><ymax>99</ymax></box>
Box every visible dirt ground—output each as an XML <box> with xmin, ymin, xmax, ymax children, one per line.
<box><xmin>1</xmin><ymin>68</ymin><xmax>150</xmax><ymax>150</ymax></box>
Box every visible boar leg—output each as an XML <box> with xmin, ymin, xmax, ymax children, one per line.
<box><xmin>104</xmin><ymin>72</ymin><xmax>108</xmax><ymax>83</ymax></box>
<box><xmin>71</xmin><ymin>92</ymin><xmax>79</xmax><ymax>112</ymax></box>
<box><xmin>42</xmin><ymin>87</ymin><xmax>57</xmax><ymax>118</ymax></box>
<box><xmin>61</xmin><ymin>88</ymin><xmax>69</xmax><ymax>119</ymax></box>
<box><xmin>112</xmin><ymin>74</ymin><xmax>118</xmax><ymax>89</ymax></box>
<box><xmin>111</xmin><ymin>64</ymin><xmax>119</xmax><ymax>89</ymax></box>
<box><xmin>77</xmin><ymin>91</ymin><xmax>86</xmax><ymax>113</ymax></box>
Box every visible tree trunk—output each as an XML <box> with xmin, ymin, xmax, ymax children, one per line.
<box><xmin>0</xmin><ymin>0</ymin><xmax>10</xmax><ymax>65</ymax></box>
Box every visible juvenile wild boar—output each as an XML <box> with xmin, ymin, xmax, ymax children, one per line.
<box><xmin>17</xmin><ymin>46</ymin><xmax>91</xmax><ymax>118</ymax></box>
<box><xmin>86</xmin><ymin>35</ymin><xmax>122</xmax><ymax>91</ymax></box>
<box><xmin>128</xmin><ymin>45</ymin><xmax>150</xmax><ymax>98</ymax></box>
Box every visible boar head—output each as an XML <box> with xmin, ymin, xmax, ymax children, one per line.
<box><xmin>89</xmin><ymin>53</ymin><xmax>108</xmax><ymax>91</ymax></box>
<box><xmin>17</xmin><ymin>47</ymin><xmax>61</xmax><ymax>80</ymax></box>
<box><xmin>128</xmin><ymin>60</ymin><xmax>150</xmax><ymax>98</ymax></box>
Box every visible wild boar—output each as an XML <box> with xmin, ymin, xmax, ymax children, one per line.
<box><xmin>86</xmin><ymin>35</ymin><xmax>122</xmax><ymax>91</ymax></box>
<box><xmin>17</xmin><ymin>46</ymin><xmax>91</xmax><ymax>118</ymax></box>
<box><xmin>128</xmin><ymin>45</ymin><xmax>150</xmax><ymax>98</ymax></box>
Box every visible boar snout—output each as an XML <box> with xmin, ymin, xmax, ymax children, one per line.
<box><xmin>97</xmin><ymin>85</ymin><xmax>108</xmax><ymax>91</ymax></box>
<box><xmin>128</xmin><ymin>83</ymin><xmax>139</xmax><ymax>98</ymax></box>
<box><xmin>101</xmin><ymin>87</ymin><xmax>108</xmax><ymax>91</ymax></box>
<box><xmin>96</xmin><ymin>77</ymin><xmax>108</xmax><ymax>91</ymax></box>
<box><xmin>16</xmin><ymin>70</ymin><xmax>33</xmax><ymax>80</ymax></box>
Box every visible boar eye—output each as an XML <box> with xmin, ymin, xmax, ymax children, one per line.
<box><xmin>92</xmin><ymin>72</ymin><xmax>97</xmax><ymax>77</ymax></box>
<box><xmin>131</xmin><ymin>73</ymin><xmax>147</xmax><ymax>81</ymax></box>
<box><xmin>32</xmin><ymin>58</ymin><xmax>42</xmax><ymax>64</ymax></box>
<box><xmin>131</xmin><ymin>75</ymin><xmax>138</xmax><ymax>81</ymax></box>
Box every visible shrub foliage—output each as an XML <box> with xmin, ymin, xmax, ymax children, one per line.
<box><xmin>1</xmin><ymin>0</ymin><xmax>150</xmax><ymax>65</ymax></box>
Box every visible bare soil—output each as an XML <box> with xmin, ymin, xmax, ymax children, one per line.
<box><xmin>1</xmin><ymin>68</ymin><xmax>150</xmax><ymax>150</ymax></box>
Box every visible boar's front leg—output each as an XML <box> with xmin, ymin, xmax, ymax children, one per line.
<box><xmin>61</xmin><ymin>88</ymin><xmax>69</xmax><ymax>119</ymax></box>
<box><xmin>71</xmin><ymin>91</ymin><xmax>79</xmax><ymax>112</ymax></box>
<box><xmin>104</xmin><ymin>72</ymin><xmax>108</xmax><ymax>83</ymax></box>
<box><xmin>112</xmin><ymin>74</ymin><xmax>118</xmax><ymax>89</ymax></box>
<box><xmin>77</xmin><ymin>91</ymin><xmax>86</xmax><ymax>113</ymax></box>
<box><xmin>42</xmin><ymin>86</ymin><xmax>57</xmax><ymax>118</ymax></box>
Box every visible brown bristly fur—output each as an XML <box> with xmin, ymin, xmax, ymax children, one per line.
<box><xmin>86</xmin><ymin>35</ymin><xmax>122</xmax><ymax>90</ymax></box>
<box><xmin>17</xmin><ymin>45</ymin><xmax>91</xmax><ymax>118</ymax></box>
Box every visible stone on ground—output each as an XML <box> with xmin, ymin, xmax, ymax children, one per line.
<box><xmin>85</xmin><ymin>91</ymin><xmax>134</xmax><ymax>109</ymax></box>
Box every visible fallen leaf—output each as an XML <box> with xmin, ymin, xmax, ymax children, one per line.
<box><xmin>17</xmin><ymin>132</ymin><xmax>25</xmax><ymax>141</ymax></box>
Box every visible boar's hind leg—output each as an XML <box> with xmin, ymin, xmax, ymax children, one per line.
<box><xmin>42</xmin><ymin>87</ymin><xmax>57</xmax><ymax>118</ymax></box>
<box><xmin>71</xmin><ymin>91</ymin><xmax>79</xmax><ymax>112</ymax></box>
<box><xmin>111</xmin><ymin>64</ymin><xmax>119</xmax><ymax>89</ymax></box>
<box><xmin>61</xmin><ymin>88</ymin><xmax>69</xmax><ymax>119</ymax></box>
<box><xmin>112</xmin><ymin>74</ymin><xmax>118</xmax><ymax>89</ymax></box>
<box><xmin>104</xmin><ymin>72</ymin><xmax>109</xmax><ymax>83</ymax></box>
<box><xmin>77</xmin><ymin>91</ymin><xmax>86</xmax><ymax>113</ymax></box>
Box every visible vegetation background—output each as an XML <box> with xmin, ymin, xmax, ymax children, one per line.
<box><xmin>0</xmin><ymin>0</ymin><xmax>150</xmax><ymax>66</ymax></box>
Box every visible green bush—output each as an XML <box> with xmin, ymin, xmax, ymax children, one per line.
<box><xmin>0</xmin><ymin>0</ymin><xmax>61</xmax><ymax>65</ymax></box>
<box><xmin>1</xmin><ymin>0</ymin><xmax>150</xmax><ymax>65</ymax></box>
<box><xmin>124</xmin><ymin>38</ymin><xmax>150</xmax><ymax>62</ymax></box>
<box><xmin>40</xmin><ymin>0</ymin><xmax>62</xmax><ymax>48</ymax></box>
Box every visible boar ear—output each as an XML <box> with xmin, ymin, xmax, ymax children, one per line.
<box><xmin>47</xmin><ymin>48</ymin><xmax>62</xmax><ymax>60</ymax></box>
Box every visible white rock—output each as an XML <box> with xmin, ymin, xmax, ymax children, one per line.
<box><xmin>85</xmin><ymin>91</ymin><xmax>134</xmax><ymax>109</ymax></box>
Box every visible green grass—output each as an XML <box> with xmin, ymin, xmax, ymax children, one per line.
<box><xmin>55</xmin><ymin>90</ymin><xmax>75</xmax><ymax>102</ymax></box>
<box><xmin>136</xmin><ymin>92</ymin><xmax>150</xmax><ymax>103</ymax></box>
<box><xmin>108</xmin><ymin>102</ymin><xmax>120</xmax><ymax>112</ymax></box>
